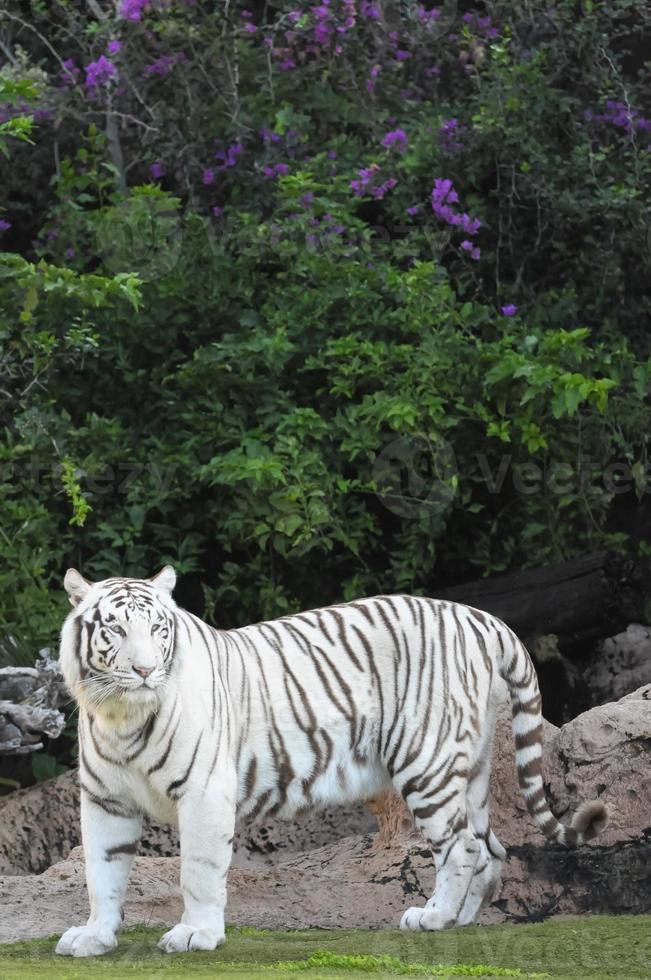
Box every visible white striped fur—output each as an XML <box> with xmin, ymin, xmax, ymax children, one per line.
<box><xmin>55</xmin><ymin>567</ymin><xmax>607</xmax><ymax>956</ymax></box>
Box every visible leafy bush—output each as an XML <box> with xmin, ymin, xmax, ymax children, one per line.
<box><xmin>0</xmin><ymin>0</ymin><xmax>650</xmax><ymax>653</ymax></box>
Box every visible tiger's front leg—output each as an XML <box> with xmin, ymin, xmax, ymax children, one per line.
<box><xmin>56</xmin><ymin>790</ymin><xmax>142</xmax><ymax>957</ymax></box>
<box><xmin>158</xmin><ymin>785</ymin><xmax>235</xmax><ymax>954</ymax></box>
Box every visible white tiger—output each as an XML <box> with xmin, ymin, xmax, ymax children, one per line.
<box><xmin>56</xmin><ymin>566</ymin><xmax>607</xmax><ymax>956</ymax></box>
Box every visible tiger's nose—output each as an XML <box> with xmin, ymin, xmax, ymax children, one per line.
<box><xmin>133</xmin><ymin>665</ymin><xmax>154</xmax><ymax>678</ymax></box>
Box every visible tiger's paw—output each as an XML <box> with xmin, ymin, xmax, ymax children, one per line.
<box><xmin>399</xmin><ymin>907</ymin><xmax>451</xmax><ymax>931</ymax></box>
<box><xmin>55</xmin><ymin>924</ymin><xmax>118</xmax><ymax>957</ymax></box>
<box><xmin>157</xmin><ymin>923</ymin><xmax>225</xmax><ymax>953</ymax></box>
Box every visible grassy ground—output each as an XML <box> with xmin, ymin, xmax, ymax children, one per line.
<box><xmin>0</xmin><ymin>917</ymin><xmax>648</xmax><ymax>980</ymax></box>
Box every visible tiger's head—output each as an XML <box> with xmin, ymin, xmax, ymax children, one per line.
<box><xmin>59</xmin><ymin>566</ymin><xmax>178</xmax><ymax>717</ymax></box>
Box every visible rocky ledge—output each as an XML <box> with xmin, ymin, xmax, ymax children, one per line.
<box><xmin>0</xmin><ymin>684</ymin><xmax>649</xmax><ymax>943</ymax></box>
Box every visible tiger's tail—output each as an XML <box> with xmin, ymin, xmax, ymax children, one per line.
<box><xmin>497</xmin><ymin>627</ymin><xmax>607</xmax><ymax>846</ymax></box>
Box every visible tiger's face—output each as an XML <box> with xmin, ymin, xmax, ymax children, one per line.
<box><xmin>60</xmin><ymin>566</ymin><xmax>177</xmax><ymax>713</ymax></box>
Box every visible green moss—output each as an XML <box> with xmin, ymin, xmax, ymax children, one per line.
<box><xmin>271</xmin><ymin>949</ymin><xmax>544</xmax><ymax>975</ymax></box>
<box><xmin>0</xmin><ymin>916</ymin><xmax>648</xmax><ymax>980</ymax></box>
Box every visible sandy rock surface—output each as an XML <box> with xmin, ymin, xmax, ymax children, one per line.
<box><xmin>1</xmin><ymin>685</ymin><xmax>649</xmax><ymax>944</ymax></box>
<box><xmin>1</xmin><ymin>832</ymin><xmax>649</xmax><ymax>945</ymax></box>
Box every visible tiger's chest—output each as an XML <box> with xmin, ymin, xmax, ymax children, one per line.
<box><xmin>126</xmin><ymin>766</ymin><xmax>179</xmax><ymax>825</ymax></box>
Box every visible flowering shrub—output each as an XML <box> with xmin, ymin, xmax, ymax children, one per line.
<box><xmin>0</xmin><ymin>1</ymin><xmax>650</xmax><ymax>653</ymax></box>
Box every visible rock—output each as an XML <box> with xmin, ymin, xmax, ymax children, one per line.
<box><xmin>547</xmin><ymin>684</ymin><xmax>651</xmax><ymax>846</ymax></box>
<box><xmin>0</xmin><ymin>769</ymin><xmax>81</xmax><ymax>877</ymax></box>
<box><xmin>1</xmin><ymin>834</ymin><xmax>649</xmax><ymax>944</ymax></box>
<box><xmin>584</xmin><ymin>625</ymin><xmax>651</xmax><ymax>706</ymax></box>
<box><xmin>0</xmin><ymin>767</ymin><xmax>375</xmax><ymax>875</ymax></box>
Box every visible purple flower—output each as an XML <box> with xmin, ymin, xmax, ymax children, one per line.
<box><xmin>432</xmin><ymin>178</ymin><xmax>482</xmax><ymax>254</ymax></box>
<box><xmin>461</xmin><ymin>214</ymin><xmax>481</xmax><ymax>235</ymax></box>
<box><xmin>244</xmin><ymin>22</ymin><xmax>257</xmax><ymax>34</ymax></box>
<box><xmin>418</xmin><ymin>4</ymin><xmax>440</xmax><ymax>22</ymax></box>
<box><xmin>382</xmin><ymin>128</ymin><xmax>408</xmax><ymax>150</ymax></box>
<box><xmin>65</xmin><ymin>247</ymin><xmax>76</xmax><ymax>260</ymax></box>
<box><xmin>592</xmin><ymin>99</ymin><xmax>651</xmax><ymax>136</ymax></box>
<box><xmin>440</xmin><ymin>118</ymin><xmax>467</xmax><ymax>154</ymax></box>
<box><xmin>202</xmin><ymin>168</ymin><xmax>215</xmax><ymax>185</ymax></box>
<box><xmin>85</xmin><ymin>56</ymin><xmax>118</xmax><ymax>89</ymax></box>
<box><xmin>119</xmin><ymin>0</ymin><xmax>149</xmax><ymax>21</ymax></box>
<box><xmin>107</xmin><ymin>40</ymin><xmax>122</xmax><ymax>55</ymax></box>
<box><xmin>314</xmin><ymin>23</ymin><xmax>332</xmax><ymax>44</ymax></box>
<box><xmin>432</xmin><ymin>178</ymin><xmax>455</xmax><ymax>204</ymax></box>
<box><xmin>0</xmin><ymin>219</ymin><xmax>11</xmax><ymax>232</ymax></box>
<box><xmin>501</xmin><ymin>304</ymin><xmax>518</xmax><ymax>316</ymax></box>
<box><xmin>215</xmin><ymin>142</ymin><xmax>242</xmax><ymax>170</ymax></box>
<box><xmin>394</xmin><ymin>50</ymin><xmax>411</xmax><ymax>62</ymax></box>
<box><xmin>150</xmin><ymin>161</ymin><xmax>165</xmax><ymax>179</ymax></box>
<box><xmin>372</xmin><ymin>177</ymin><xmax>397</xmax><ymax>199</ymax></box>
<box><xmin>351</xmin><ymin>164</ymin><xmax>397</xmax><ymax>199</ymax></box>
<box><xmin>212</xmin><ymin>205</ymin><xmax>223</xmax><ymax>217</ymax></box>
<box><xmin>262</xmin><ymin>162</ymin><xmax>289</xmax><ymax>178</ymax></box>
<box><xmin>463</xmin><ymin>12</ymin><xmax>500</xmax><ymax>39</ymax></box>
<box><xmin>144</xmin><ymin>54</ymin><xmax>175</xmax><ymax>76</ymax></box>
<box><xmin>406</xmin><ymin>205</ymin><xmax>420</xmax><ymax>216</ymax></box>
<box><xmin>60</xmin><ymin>58</ymin><xmax>80</xmax><ymax>86</ymax></box>
<box><xmin>260</xmin><ymin>127</ymin><xmax>281</xmax><ymax>143</ymax></box>
<box><xmin>350</xmin><ymin>163</ymin><xmax>379</xmax><ymax>195</ymax></box>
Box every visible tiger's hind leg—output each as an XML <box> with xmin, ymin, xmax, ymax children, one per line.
<box><xmin>456</xmin><ymin>749</ymin><xmax>506</xmax><ymax>926</ymax></box>
<box><xmin>399</xmin><ymin>774</ymin><xmax>481</xmax><ymax>931</ymax></box>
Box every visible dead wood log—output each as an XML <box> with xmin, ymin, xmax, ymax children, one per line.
<box><xmin>0</xmin><ymin>653</ymin><xmax>67</xmax><ymax>756</ymax></box>
<box><xmin>435</xmin><ymin>550</ymin><xmax>650</xmax><ymax>652</ymax></box>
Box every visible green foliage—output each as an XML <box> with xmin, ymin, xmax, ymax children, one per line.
<box><xmin>0</xmin><ymin>77</ymin><xmax>37</xmax><ymax>156</ymax></box>
<box><xmin>0</xmin><ymin>0</ymin><xmax>650</xmax><ymax>661</ymax></box>
<box><xmin>0</xmin><ymin>251</ymin><xmax>141</xmax><ymax>649</ymax></box>
<box><xmin>31</xmin><ymin>752</ymin><xmax>67</xmax><ymax>784</ymax></box>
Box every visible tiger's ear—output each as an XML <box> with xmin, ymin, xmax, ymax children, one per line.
<box><xmin>64</xmin><ymin>568</ymin><xmax>92</xmax><ymax>607</ymax></box>
<box><xmin>150</xmin><ymin>565</ymin><xmax>176</xmax><ymax>595</ymax></box>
